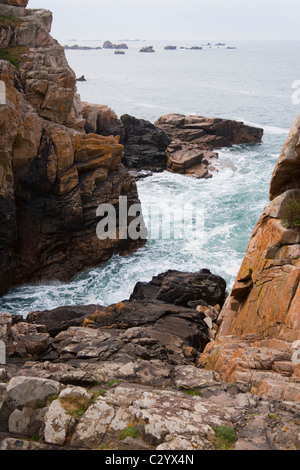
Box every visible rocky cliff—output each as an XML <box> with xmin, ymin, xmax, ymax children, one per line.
<box><xmin>200</xmin><ymin>114</ymin><xmax>300</xmax><ymax>403</ymax></box>
<box><xmin>0</xmin><ymin>1</ymin><xmax>145</xmax><ymax>295</ymax></box>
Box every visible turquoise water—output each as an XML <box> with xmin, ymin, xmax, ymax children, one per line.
<box><xmin>0</xmin><ymin>40</ymin><xmax>298</xmax><ymax>316</ymax></box>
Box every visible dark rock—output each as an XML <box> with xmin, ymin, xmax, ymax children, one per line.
<box><xmin>130</xmin><ymin>269</ymin><xmax>227</xmax><ymax>308</ymax></box>
<box><xmin>164</xmin><ymin>45</ymin><xmax>177</xmax><ymax>50</ymax></box>
<box><xmin>83</xmin><ymin>300</ymin><xmax>210</xmax><ymax>355</ymax></box>
<box><xmin>76</xmin><ymin>75</ymin><xmax>86</xmax><ymax>81</ymax></box>
<box><xmin>114</xmin><ymin>51</ymin><xmax>125</xmax><ymax>55</ymax></box>
<box><xmin>26</xmin><ymin>304</ymin><xmax>104</xmax><ymax>337</ymax></box>
<box><xmin>120</xmin><ymin>114</ymin><xmax>171</xmax><ymax>171</ymax></box>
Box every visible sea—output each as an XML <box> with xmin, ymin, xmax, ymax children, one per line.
<box><xmin>1</xmin><ymin>39</ymin><xmax>300</xmax><ymax>316</ymax></box>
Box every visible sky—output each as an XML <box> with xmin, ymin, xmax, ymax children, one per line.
<box><xmin>27</xmin><ymin>0</ymin><xmax>300</xmax><ymax>41</ymax></box>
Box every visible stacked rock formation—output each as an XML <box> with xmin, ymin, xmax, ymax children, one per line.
<box><xmin>155</xmin><ymin>114</ymin><xmax>264</xmax><ymax>179</ymax></box>
<box><xmin>0</xmin><ymin>1</ymin><xmax>145</xmax><ymax>296</ymax></box>
<box><xmin>200</xmin><ymin>114</ymin><xmax>300</xmax><ymax>403</ymax></box>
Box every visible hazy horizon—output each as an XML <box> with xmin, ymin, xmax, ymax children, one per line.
<box><xmin>27</xmin><ymin>0</ymin><xmax>300</xmax><ymax>42</ymax></box>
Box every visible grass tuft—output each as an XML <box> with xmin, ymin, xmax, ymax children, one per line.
<box><xmin>211</xmin><ymin>425</ymin><xmax>238</xmax><ymax>450</ymax></box>
<box><xmin>281</xmin><ymin>196</ymin><xmax>300</xmax><ymax>230</ymax></box>
<box><xmin>119</xmin><ymin>425</ymin><xmax>139</xmax><ymax>440</ymax></box>
<box><xmin>0</xmin><ymin>46</ymin><xmax>29</xmax><ymax>70</ymax></box>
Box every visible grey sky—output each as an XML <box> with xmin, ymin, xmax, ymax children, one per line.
<box><xmin>28</xmin><ymin>0</ymin><xmax>300</xmax><ymax>41</ymax></box>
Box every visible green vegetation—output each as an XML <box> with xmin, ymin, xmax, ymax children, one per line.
<box><xmin>183</xmin><ymin>389</ymin><xmax>201</xmax><ymax>396</ymax></box>
<box><xmin>0</xmin><ymin>16</ymin><xmax>23</xmax><ymax>29</ymax></box>
<box><xmin>281</xmin><ymin>196</ymin><xmax>300</xmax><ymax>230</ymax></box>
<box><xmin>269</xmin><ymin>413</ymin><xmax>278</xmax><ymax>421</ymax></box>
<box><xmin>0</xmin><ymin>46</ymin><xmax>29</xmax><ymax>70</ymax></box>
<box><xmin>119</xmin><ymin>425</ymin><xmax>139</xmax><ymax>440</ymax></box>
<box><xmin>211</xmin><ymin>425</ymin><xmax>238</xmax><ymax>450</ymax></box>
<box><xmin>107</xmin><ymin>380</ymin><xmax>121</xmax><ymax>388</ymax></box>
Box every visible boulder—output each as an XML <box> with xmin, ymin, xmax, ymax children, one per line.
<box><xmin>130</xmin><ymin>269</ymin><xmax>227</xmax><ymax>308</ymax></box>
<box><xmin>82</xmin><ymin>103</ymin><xmax>125</xmax><ymax>140</ymax></box>
<box><xmin>0</xmin><ymin>376</ymin><xmax>62</xmax><ymax>432</ymax></box>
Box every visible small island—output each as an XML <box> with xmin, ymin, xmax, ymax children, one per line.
<box><xmin>64</xmin><ymin>45</ymin><xmax>102</xmax><ymax>50</ymax></box>
<box><xmin>103</xmin><ymin>40</ymin><xmax>128</xmax><ymax>50</ymax></box>
<box><xmin>140</xmin><ymin>46</ymin><xmax>155</xmax><ymax>53</ymax></box>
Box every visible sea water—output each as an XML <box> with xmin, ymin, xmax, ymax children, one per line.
<box><xmin>1</xmin><ymin>39</ymin><xmax>299</xmax><ymax>316</ymax></box>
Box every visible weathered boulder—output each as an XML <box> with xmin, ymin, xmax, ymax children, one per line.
<box><xmin>0</xmin><ymin>376</ymin><xmax>62</xmax><ymax>432</ymax></box>
<box><xmin>0</xmin><ymin>313</ymin><xmax>50</xmax><ymax>358</ymax></box>
<box><xmin>82</xmin><ymin>102</ymin><xmax>125</xmax><ymax>140</ymax></box>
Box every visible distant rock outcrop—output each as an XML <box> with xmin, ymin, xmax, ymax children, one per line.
<box><xmin>139</xmin><ymin>46</ymin><xmax>155</xmax><ymax>53</ymax></box>
<box><xmin>103</xmin><ymin>40</ymin><xmax>128</xmax><ymax>50</ymax></box>
<box><xmin>64</xmin><ymin>45</ymin><xmax>102</xmax><ymax>50</ymax></box>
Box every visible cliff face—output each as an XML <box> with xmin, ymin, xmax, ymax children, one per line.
<box><xmin>0</xmin><ymin>2</ymin><xmax>145</xmax><ymax>295</ymax></box>
<box><xmin>200</xmin><ymin>114</ymin><xmax>300</xmax><ymax>402</ymax></box>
